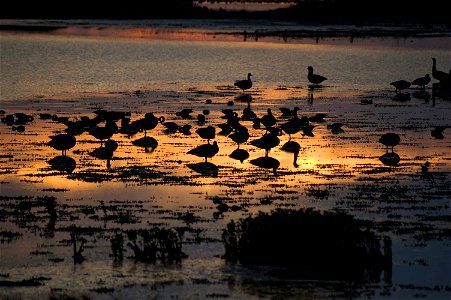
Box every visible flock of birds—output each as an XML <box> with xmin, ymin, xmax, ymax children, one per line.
<box><xmin>1</xmin><ymin>58</ymin><xmax>449</xmax><ymax>174</ymax></box>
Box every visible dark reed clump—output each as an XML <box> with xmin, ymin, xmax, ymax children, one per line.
<box><xmin>222</xmin><ymin>208</ymin><xmax>391</xmax><ymax>282</ymax></box>
<box><xmin>127</xmin><ymin>227</ymin><xmax>187</xmax><ymax>263</ymax></box>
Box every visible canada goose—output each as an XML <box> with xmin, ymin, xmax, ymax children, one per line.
<box><xmin>390</xmin><ymin>80</ymin><xmax>411</xmax><ymax>93</ymax></box>
<box><xmin>260</xmin><ymin>108</ymin><xmax>277</xmax><ymax>129</ymax></box>
<box><xmin>307</xmin><ymin>66</ymin><xmax>327</xmax><ymax>85</ymax></box>
<box><xmin>432</xmin><ymin>58</ymin><xmax>451</xmax><ymax>84</ymax></box>
<box><xmin>250</xmin><ymin>132</ymin><xmax>280</xmax><ymax>156</ymax></box>
<box><xmin>49</xmin><ymin>134</ymin><xmax>76</xmax><ymax>156</ymax></box>
<box><xmin>195</xmin><ymin>126</ymin><xmax>216</xmax><ymax>143</ymax></box>
<box><xmin>234</xmin><ymin>73</ymin><xmax>253</xmax><ymax>93</ymax></box>
<box><xmin>412</xmin><ymin>74</ymin><xmax>431</xmax><ymax>89</ymax></box>
<box><xmin>378</xmin><ymin>133</ymin><xmax>400</xmax><ymax>152</ymax></box>
<box><xmin>431</xmin><ymin>126</ymin><xmax>445</xmax><ymax>139</ymax></box>
<box><xmin>187</xmin><ymin>141</ymin><xmax>219</xmax><ymax>162</ymax></box>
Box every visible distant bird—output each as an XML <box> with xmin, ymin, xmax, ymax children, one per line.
<box><xmin>48</xmin><ymin>134</ymin><xmax>76</xmax><ymax>156</ymax></box>
<box><xmin>432</xmin><ymin>58</ymin><xmax>451</xmax><ymax>84</ymax></box>
<box><xmin>176</xmin><ymin>109</ymin><xmax>193</xmax><ymax>120</ymax></box>
<box><xmin>431</xmin><ymin>126</ymin><xmax>445</xmax><ymax>139</ymax></box>
<box><xmin>162</xmin><ymin>121</ymin><xmax>181</xmax><ymax>133</ymax></box>
<box><xmin>279</xmin><ymin>107</ymin><xmax>300</xmax><ymax>118</ymax></box>
<box><xmin>307</xmin><ymin>66</ymin><xmax>327</xmax><ymax>85</ymax></box>
<box><xmin>187</xmin><ymin>141</ymin><xmax>219</xmax><ymax>162</ymax></box>
<box><xmin>390</xmin><ymin>80</ymin><xmax>411</xmax><ymax>93</ymax></box>
<box><xmin>421</xmin><ymin>161</ymin><xmax>430</xmax><ymax>174</ymax></box>
<box><xmin>412</xmin><ymin>74</ymin><xmax>431</xmax><ymax>89</ymax></box>
<box><xmin>234</xmin><ymin>73</ymin><xmax>253</xmax><ymax>93</ymax></box>
<box><xmin>378</xmin><ymin>133</ymin><xmax>400</xmax><ymax>152</ymax></box>
<box><xmin>327</xmin><ymin>123</ymin><xmax>345</xmax><ymax>134</ymax></box>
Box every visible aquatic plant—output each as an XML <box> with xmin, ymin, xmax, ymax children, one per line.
<box><xmin>222</xmin><ymin>208</ymin><xmax>392</xmax><ymax>282</ymax></box>
<box><xmin>127</xmin><ymin>227</ymin><xmax>187</xmax><ymax>263</ymax></box>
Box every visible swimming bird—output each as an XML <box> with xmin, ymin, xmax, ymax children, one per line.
<box><xmin>234</xmin><ymin>73</ymin><xmax>253</xmax><ymax>93</ymax></box>
<box><xmin>187</xmin><ymin>141</ymin><xmax>219</xmax><ymax>162</ymax></box>
<box><xmin>48</xmin><ymin>134</ymin><xmax>76</xmax><ymax>156</ymax></box>
<box><xmin>431</xmin><ymin>126</ymin><xmax>445</xmax><ymax>139</ymax></box>
<box><xmin>307</xmin><ymin>66</ymin><xmax>327</xmax><ymax>85</ymax></box>
<box><xmin>390</xmin><ymin>80</ymin><xmax>411</xmax><ymax>93</ymax></box>
<box><xmin>412</xmin><ymin>74</ymin><xmax>431</xmax><ymax>89</ymax></box>
<box><xmin>378</xmin><ymin>133</ymin><xmax>400</xmax><ymax>152</ymax></box>
<box><xmin>432</xmin><ymin>58</ymin><xmax>451</xmax><ymax>84</ymax></box>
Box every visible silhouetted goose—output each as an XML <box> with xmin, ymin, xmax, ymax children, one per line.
<box><xmin>187</xmin><ymin>141</ymin><xmax>219</xmax><ymax>162</ymax></box>
<box><xmin>412</xmin><ymin>74</ymin><xmax>431</xmax><ymax>89</ymax></box>
<box><xmin>162</xmin><ymin>121</ymin><xmax>180</xmax><ymax>134</ymax></box>
<box><xmin>250</xmin><ymin>132</ymin><xmax>280</xmax><ymax>156</ymax></box>
<box><xmin>378</xmin><ymin>133</ymin><xmax>400</xmax><ymax>152</ymax></box>
<box><xmin>217</xmin><ymin>123</ymin><xmax>233</xmax><ymax>136</ymax></box>
<box><xmin>390</xmin><ymin>80</ymin><xmax>411</xmax><ymax>93</ymax></box>
<box><xmin>281</xmin><ymin>140</ymin><xmax>301</xmax><ymax>167</ymax></box>
<box><xmin>140</xmin><ymin>113</ymin><xmax>165</xmax><ymax>137</ymax></box>
<box><xmin>197</xmin><ymin>114</ymin><xmax>206</xmax><ymax>123</ymax></box>
<box><xmin>431</xmin><ymin>126</ymin><xmax>445</xmax><ymax>139</ymax></box>
<box><xmin>279</xmin><ymin>107</ymin><xmax>300</xmax><ymax>118</ymax></box>
<box><xmin>307</xmin><ymin>66</ymin><xmax>327</xmax><ymax>85</ymax></box>
<box><xmin>89</xmin><ymin>120</ymin><xmax>117</xmax><ymax>143</ymax></box>
<box><xmin>308</xmin><ymin>113</ymin><xmax>327</xmax><ymax>123</ymax></box>
<box><xmin>180</xmin><ymin>124</ymin><xmax>192</xmax><ymax>135</ymax></box>
<box><xmin>229</xmin><ymin>128</ymin><xmax>249</xmax><ymax>147</ymax></box>
<box><xmin>241</xmin><ymin>106</ymin><xmax>257</xmax><ymax>121</ymax></box>
<box><xmin>260</xmin><ymin>108</ymin><xmax>277</xmax><ymax>129</ymax></box>
<box><xmin>49</xmin><ymin>134</ymin><xmax>76</xmax><ymax>156</ymax></box>
<box><xmin>302</xmin><ymin>125</ymin><xmax>315</xmax><ymax>137</ymax></box>
<box><xmin>432</xmin><ymin>58</ymin><xmax>451</xmax><ymax>84</ymax></box>
<box><xmin>229</xmin><ymin>148</ymin><xmax>249</xmax><ymax>163</ymax></box>
<box><xmin>250</xmin><ymin>156</ymin><xmax>280</xmax><ymax>175</ymax></box>
<box><xmin>195</xmin><ymin>126</ymin><xmax>216</xmax><ymax>143</ymax></box>
<box><xmin>234</xmin><ymin>73</ymin><xmax>253</xmax><ymax>93</ymax></box>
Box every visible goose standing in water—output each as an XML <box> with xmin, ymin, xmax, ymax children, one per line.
<box><xmin>412</xmin><ymin>74</ymin><xmax>431</xmax><ymax>89</ymax></box>
<box><xmin>49</xmin><ymin>134</ymin><xmax>76</xmax><ymax>156</ymax></box>
<box><xmin>187</xmin><ymin>141</ymin><xmax>219</xmax><ymax>162</ymax></box>
<box><xmin>390</xmin><ymin>80</ymin><xmax>411</xmax><ymax>93</ymax></box>
<box><xmin>307</xmin><ymin>66</ymin><xmax>327</xmax><ymax>85</ymax></box>
<box><xmin>378</xmin><ymin>133</ymin><xmax>400</xmax><ymax>152</ymax></box>
<box><xmin>234</xmin><ymin>73</ymin><xmax>253</xmax><ymax>93</ymax></box>
<box><xmin>432</xmin><ymin>58</ymin><xmax>451</xmax><ymax>84</ymax></box>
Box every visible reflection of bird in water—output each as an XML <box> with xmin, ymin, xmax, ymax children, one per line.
<box><xmin>187</xmin><ymin>141</ymin><xmax>219</xmax><ymax>162</ymax></box>
<box><xmin>234</xmin><ymin>73</ymin><xmax>253</xmax><ymax>93</ymax></box>
<box><xmin>412</xmin><ymin>74</ymin><xmax>431</xmax><ymax>89</ymax></box>
<box><xmin>90</xmin><ymin>140</ymin><xmax>118</xmax><ymax>168</ymax></box>
<box><xmin>250</xmin><ymin>156</ymin><xmax>280</xmax><ymax>175</ymax></box>
<box><xmin>49</xmin><ymin>134</ymin><xmax>76</xmax><ymax>156</ymax></box>
<box><xmin>431</xmin><ymin>126</ymin><xmax>445</xmax><ymax>139</ymax></box>
<box><xmin>48</xmin><ymin>155</ymin><xmax>76</xmax><ymax>173</ymax></box>
<box><xmin>379</xmin><ymin>152</ymin><xmax>400</xmax><ymax>166</ymax></box>
<box><xmin>195</xmin><ymin>126</ymin><xmax>216</xmax><ymax>143</ymax></box>
<box><xmin>307</xmin><ymin>66</ymin><xmax>327</xmax><ymax>85</ymax></box>
<box><xmin>186</xmin><ymin>162</ymin><xmax>219</xmax><ymax>176</ymax></box>
<box><xmin>432</xmin><ymin>58</ymin><xmax>451</xmax><ymax>84</ymax></box>
<box><xmin>390</xmin><ymin>80</ymin><xmax>411</xmax><ymax>93</ymax></box>
<box><xmin>281</xmin><ymin>140</ymin><xmax>301</xmax><ymax>167</ymax></box>
<box><xmin>378</xmin><ymin>133</ymin><xmax>400</xmax><ymax>152</ymax></box>
<box><xmin>421</xmin><ymin>161</ymin><xmax>430</xmax><ymax>174</ymax></box>
<box><xmin>250</xmin><ymin>132</ymin><xmax>280</xmax><ymax>156</ymax></box>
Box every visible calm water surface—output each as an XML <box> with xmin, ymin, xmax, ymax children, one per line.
<box><xmin>0</xmin><ymin>23</ymin><xmax>450</xmax><ymax>299</ymax></box>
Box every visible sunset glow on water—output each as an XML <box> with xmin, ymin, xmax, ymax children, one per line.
<box><xmin>1</xmin><ymin>21</ymin><xmax>450</xmax><ymax>299</ymax></box>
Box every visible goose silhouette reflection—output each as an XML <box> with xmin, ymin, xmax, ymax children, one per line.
<box><xmin>281</xmin><ymin>140</ymin><xmax>301</xmax><ymax>167</ymax></box>
<box><xmin>90</xmin><ymin>139</ymin><xmax>118</xmax><ymax>168</ymax></box>
<box><xmin>132</xmin><ymin>136</ymin><xmax>158</xmax><ymax>153</ymax></box>
<box><xmin>250</xmin><ymin>156</ymin><xmax>280</xmax><ymax>175</ymax></box>
<box><xmin>186</xmin><ymin>162</ymin><xmax>219</xmax><ymax>176</ymax></box>
<box><xmin>379</xmin><ymin>152</ymin><xmax>400</xmax><ymax>166</ymax></box>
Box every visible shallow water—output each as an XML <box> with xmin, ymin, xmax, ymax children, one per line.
<box><xmin>1</xmin><ymin>22</ymin><xmax>451</xmax><ymax>299</ymax></box>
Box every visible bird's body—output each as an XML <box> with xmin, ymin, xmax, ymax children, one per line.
<box><xmin>432</xmin><ymin>58</ymin><xmax>451</xmax><ymax>84</ymax></box>
<box><xmin>412</xmin><ymin>74</ymin><xmax>431</xmax><ymax>89</ymax></box>
<box><xmin>327</xmin><ymin>123</ymin><xmax>345</xmax><ymax>134</ymax></box>
<box><xmin>229</xmin><ymin>129</ymin><xmax>249</xmax><ymax>146</ymax></box>
<box><xmin>250</xmin><ymin>133</ymin><xmax>280</xmax><ymax>155</ymax></box>
<box><xmin>260</xmin><ymin>108</ymin><xmax>277</xmax><ymax>129</ymax></box>
<box><xmin>196</xmin><ymin>126</ymin><xmax>216</xmax><ymax>143</ymax></box>
<box><xmin>187</xmin><ymin>141</ymin><xmax>219</xmax><ymax>162</ymax></box>
<box><xmin>307</xmin><ymin>66</ymin><xmax>327</xmax><ymax>85</ymax></box>
<box><xmin>379</xmin><ymin>133</ymin><xmax>400</xmax><ymax>152</ymax></box>
<box><xmin>234</xmin><ymin>73</ymin><xmax>253</xmax><ymax>93</ymax></box>
<box><xmin>49</xmin><ymin>134</ymin><xmax>76</xmax><ymax>155</ymax></box>
<box><xmin>431</xmin><ymin>126</ymin><xmax>445</xmax><ymax>139</ymax></box>
<box><xmin>390</xmin><ymin>80</ymin><xmax>411</xmax><ymax>93</ymax></box>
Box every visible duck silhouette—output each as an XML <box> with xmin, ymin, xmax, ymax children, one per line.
<box><xmin>307</xmin><ymin>66</ymin><xmax>327</xmax><ymax>86</ymax></box>
<box><xmin>390</xmin><ymin>80</ymin><xmax>411</xmax><ymax>93</ymax></box>
<box><xmin>195</xmin><ymin>126</ymin><xmax>216</xmax><ymax>143</ymax></box>
<box><xmin>234</xmin><ymin>73</ymin><xmax>253</xmax><ymax>93</ymax></box>
<box><xmin>250</xmin><ymin>132</ymin><xmax>280</xmax><ymax>156</ymax></box>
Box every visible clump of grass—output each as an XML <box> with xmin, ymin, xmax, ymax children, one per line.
<box><xmin>222</xmin><ymin>208</ymin><xmax>391</xmax><ymax>282</ymax></box>
<box><xmin>127</xmin><ymin>227</ymin><xmax>187</xmax><ymax>263</ymax></box>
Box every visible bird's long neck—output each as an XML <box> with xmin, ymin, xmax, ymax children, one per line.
<box><xmin>432</xmin><ymin>59</ymin><xmax>437</xmax><ymax>73</ymax></box>
<box><xmin>248</xmin><ymin>74</ymin><xmax>252</xmax><ymax>81</ymax></box>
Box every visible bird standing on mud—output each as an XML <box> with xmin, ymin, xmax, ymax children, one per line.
<box><xmin>307</xmin><ymin>66</ymin><xmax>327</xmax><ymax>85</ymax></box>
<box><xmin>234</xmin><ymin>73</ymin><xmax>253</xmax><ymax>93</ymax></box>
